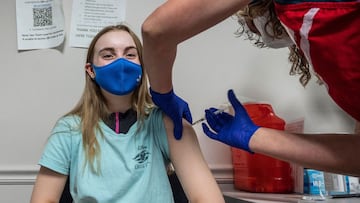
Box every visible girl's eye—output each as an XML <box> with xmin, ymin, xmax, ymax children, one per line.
<box><xmin>126</xmin><ymin>53</ymin><xmax>136</xmax><ymax>58</ymax></box>
<box><xmin>98</xmin><ymin>49</ymin><xmax>116</xmax><ymax>59</ymax></box>
<box><xmin>102</xmin><ymin>54</ymin><xmax>115</xmax><ymax>59</ymax></box>
<box><xmin>125</xmin><ymin>50</ymin><xmax>138</xmax><ymax>59</ymax></box>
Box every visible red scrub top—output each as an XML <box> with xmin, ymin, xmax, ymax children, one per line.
<box><xmin>274</xmin><ymin>0</ymin><xmax>360</xmax><ymax>121</ymax></box>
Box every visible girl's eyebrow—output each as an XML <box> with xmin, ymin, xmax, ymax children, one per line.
<box><xmin>98</xmin><ymin>46</ymin><xmax>137</xmax><ymax>53</ymax></box>
<box><xmin>98</xmin><ymin>47</ymin><xmax>115</xmax><ymax>53</ymax></box>
<box><xmin>124</xmin><ymin>46</ymin><xmax>137</xmax><ymax>52</ymax></box>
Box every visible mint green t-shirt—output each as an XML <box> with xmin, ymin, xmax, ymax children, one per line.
<box><xmin>39</xmin><ymin>108</ymin><xmax>174</xmax><ymax>203</ymax></box>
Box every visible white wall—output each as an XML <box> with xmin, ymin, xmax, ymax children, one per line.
<box><xmin>0</xmin><ymin>0</ymin><xmax>356</xmax><ymax>201</ymax></box>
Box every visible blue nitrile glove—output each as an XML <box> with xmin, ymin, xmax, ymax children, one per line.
<box><xmin>150</xmin><ymin>88</ymin><xmax>193</xmax><ymax>140</ymax></box>
<box><xmin>202</xmin><ymin>89</ymin><xmax>259</xmax><ymax>152</ymax></box>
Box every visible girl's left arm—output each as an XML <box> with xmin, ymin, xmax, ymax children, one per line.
<box><xmin>163</xmin><ymin>116</ymin><xmax>225</xmax><ymax>203</ymax></box>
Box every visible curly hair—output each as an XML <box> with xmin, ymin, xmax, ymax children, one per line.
<box><xmin>235</xmin><ymin>0</ymin><xmax>312</xmax><ymax>87</ymax></box>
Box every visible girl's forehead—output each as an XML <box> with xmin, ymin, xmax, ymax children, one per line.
<box><xmin>95</xmin><ymin>30</ymin><xmax>136</xmax><ymax>50</ymax></box>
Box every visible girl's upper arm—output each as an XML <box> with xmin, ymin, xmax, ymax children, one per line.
<box><xmin>163</xmin><ymin>116</ymin><xmax>225</xmax><ymax>203</ymax></box>
<box><xmin>30</xmin><ymin>166</ymin><xmax>68</xmax><ymax>203</ymax></box>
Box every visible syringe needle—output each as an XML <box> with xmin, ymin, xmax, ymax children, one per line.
<box><xmin>192</xmin><ymin>118</ymin><xmax>205</xmax><ymax>126</ymax></box>
<box><xmin>192</xmin><ymin>106</ymin><xmax>229</xmax><ymax>126</ymax></box>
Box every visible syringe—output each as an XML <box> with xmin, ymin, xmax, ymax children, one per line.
<box><xmin>192</xmin><ymin>103</ymin><xmax>231</xmax><ymax>126</ymax></box>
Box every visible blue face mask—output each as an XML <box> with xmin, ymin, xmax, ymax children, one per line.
<box><xmin>92</xmin><ymin>58</ymin><xmax>142</xmax><ymax>95</ymax></box>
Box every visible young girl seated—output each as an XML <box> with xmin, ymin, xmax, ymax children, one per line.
<box><xmin>30</xmin><ymin>24</ymin><xmax>225</xmax><ymax>203</ymax></box>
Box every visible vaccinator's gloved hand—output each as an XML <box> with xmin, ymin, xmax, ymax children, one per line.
<box><xmin>150</xmin><ymin>88</ymin><xmax>193</xmax><ymax>140</ymax></box>
<box><xmin>202</xmin><ymin>89</ymin><xmax>259</xmax><ymax>152</ymax></box>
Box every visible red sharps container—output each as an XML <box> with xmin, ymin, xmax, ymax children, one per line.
<box><xmin>232</xmin><ymin>103</ymin><xmax>294</xmax><ymax>193</ymax></box>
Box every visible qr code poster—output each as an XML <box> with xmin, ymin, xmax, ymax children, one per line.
<box><xmin>16</xmin><ymin>0</ymin><xmax>65</xmax><ymax>50</ymax></box>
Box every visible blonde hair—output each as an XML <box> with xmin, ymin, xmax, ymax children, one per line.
<box><xmin>65</xmin><ymin>24</ymin><xmax>153</xmax><ymax>173</ymax></box>
<box><xmin>235</xmin><ymin>0</ymin><xmax>312</xmax><ymax>87</ymax></box>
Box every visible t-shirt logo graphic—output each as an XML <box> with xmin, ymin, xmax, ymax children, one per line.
<box><xmin>133</xmin><ymin>145</ymin><xmax>150</xmax><ymax>169</ymax></box>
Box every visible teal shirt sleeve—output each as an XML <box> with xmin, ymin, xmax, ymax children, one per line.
<box><xmin>39</xmin><ymin>117</ymin><xmax>76</xmax><ymax>175</ymax></box>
